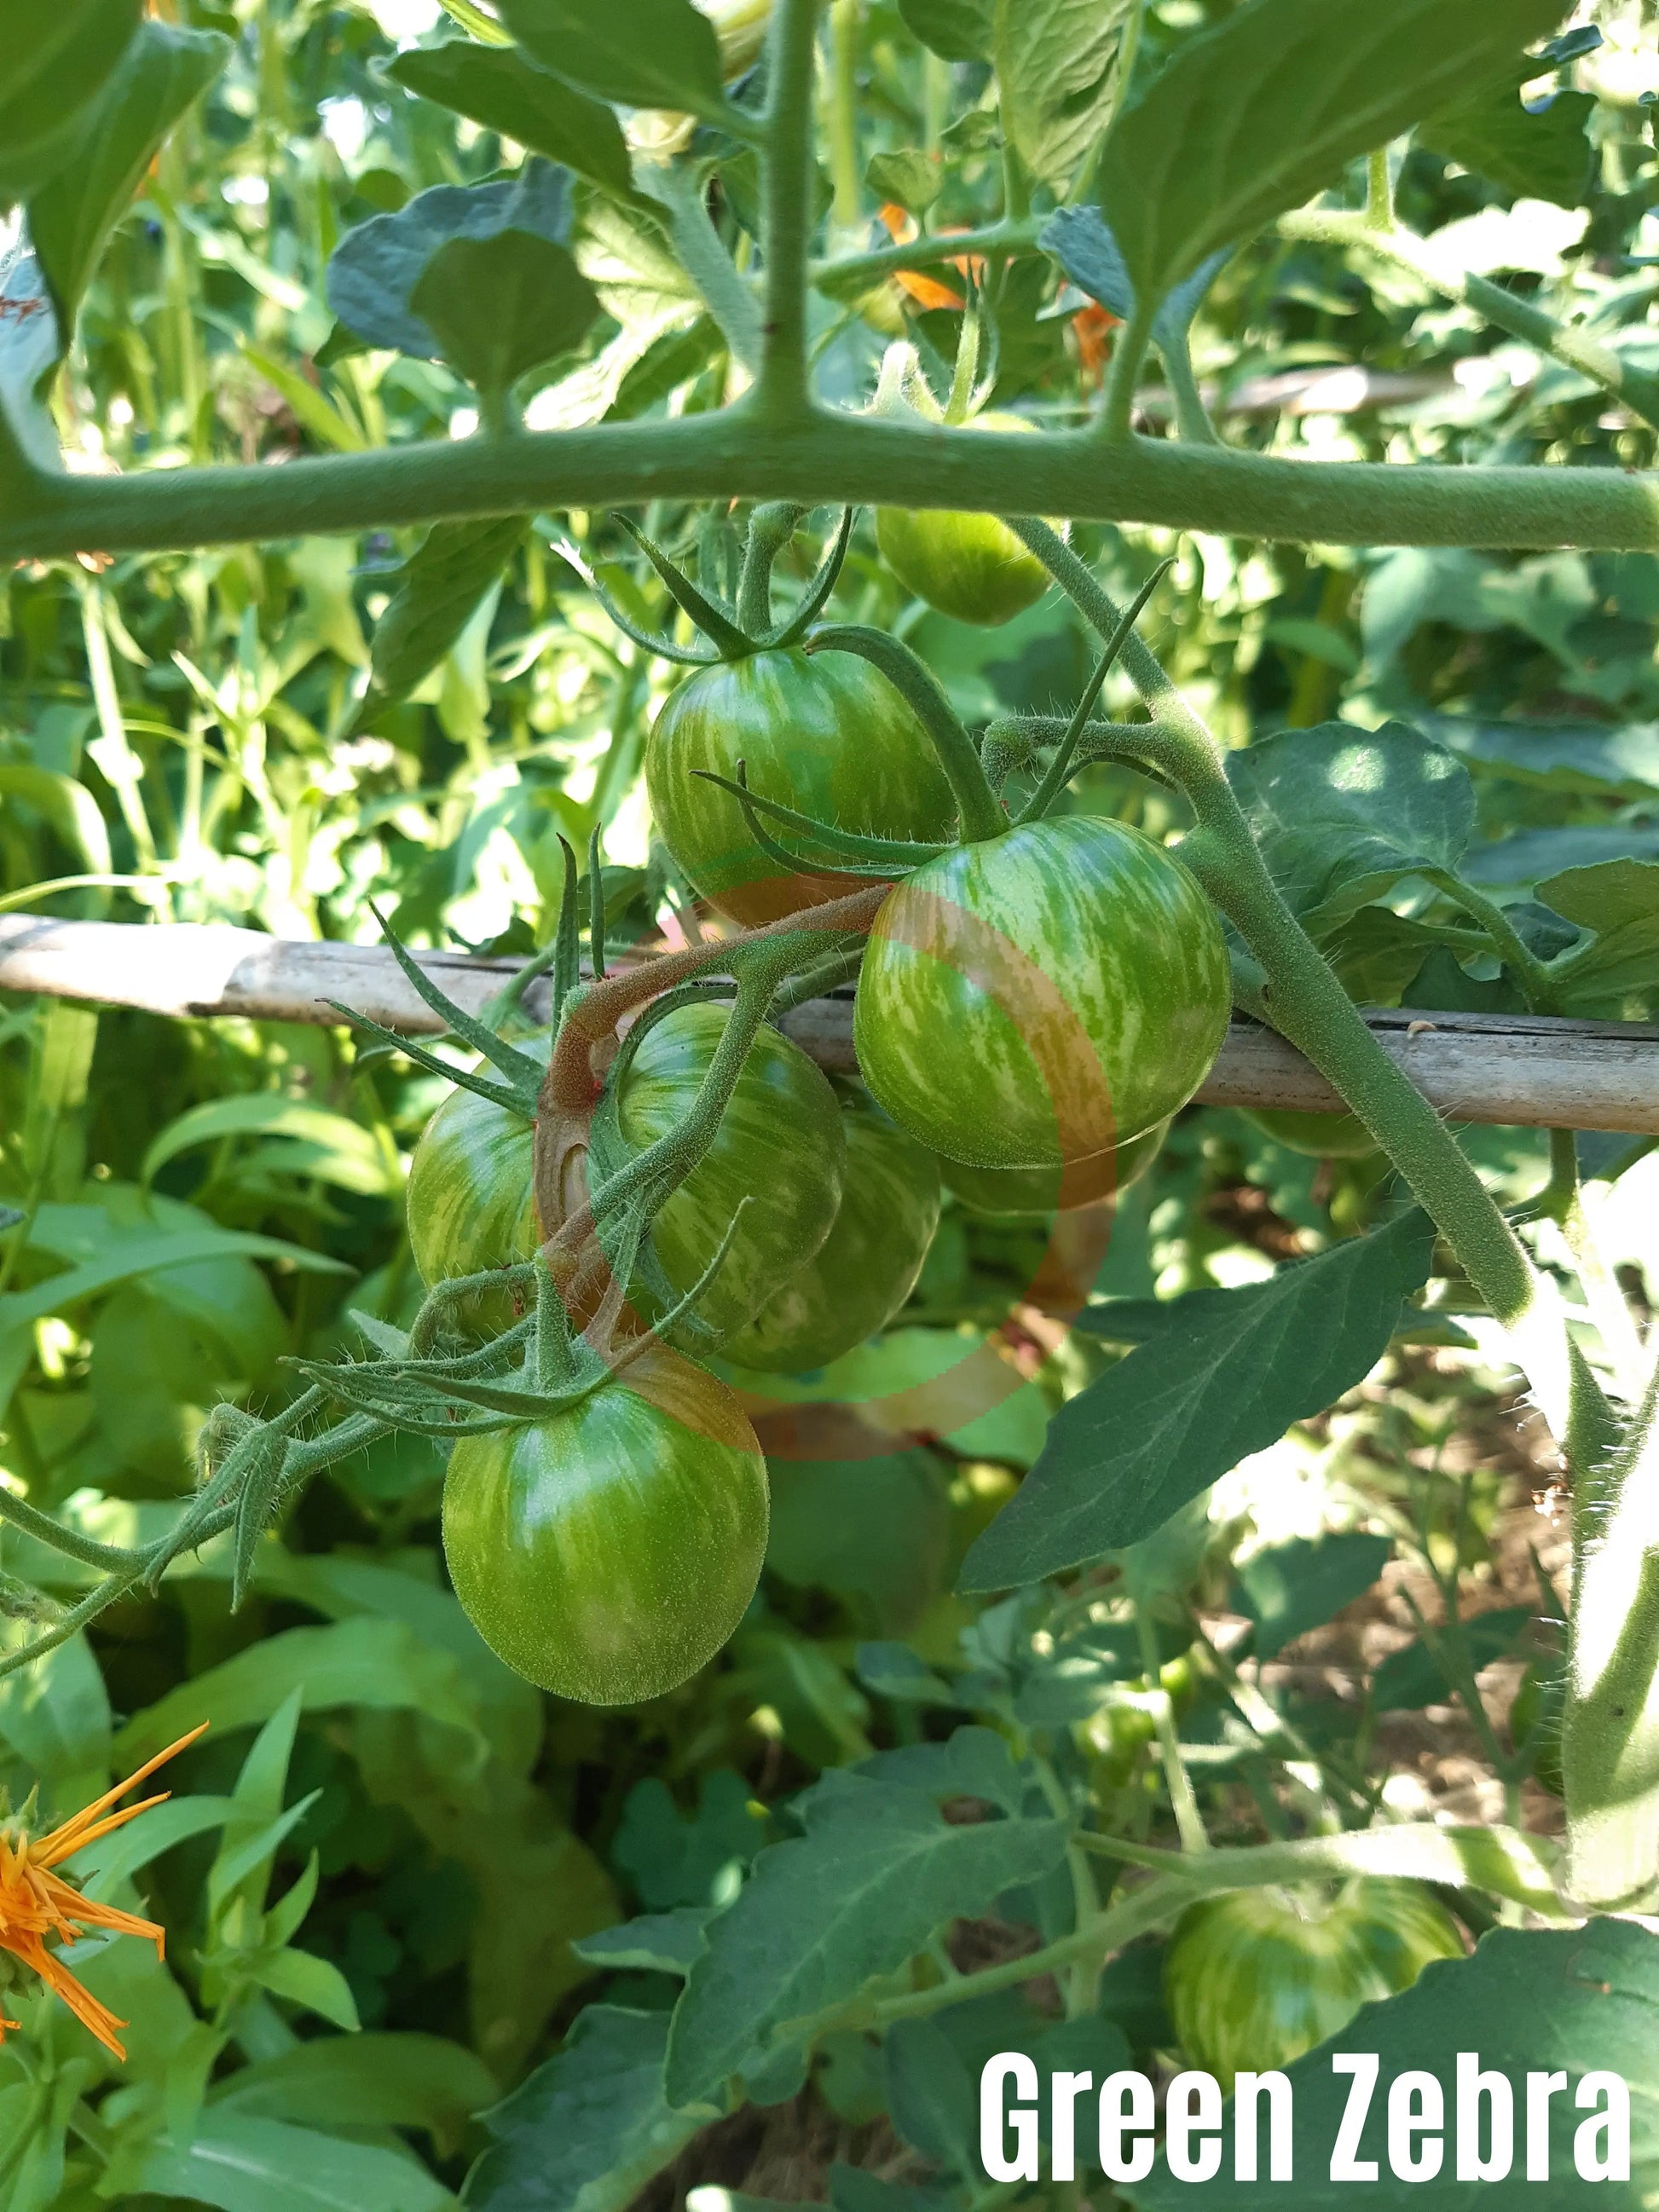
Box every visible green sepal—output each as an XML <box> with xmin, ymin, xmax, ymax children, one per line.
<box><xmin>765</xmin><ymin>507</ymin><xmax>855</xmax><ymax>650</ymax></box>
<box><xmin>615</xmin><ymin>514</ymin><xmax>753</xmax><ymax>657</ymax></box>
<box><xmin>367</xmin><ymin>901</ymin><xmax>548</xmax><ymax>1094</ymax></box>
<box><xmin>691</xmin><ymin>764</ymin><xmax>947</xmax><ymax>873</ymax></box>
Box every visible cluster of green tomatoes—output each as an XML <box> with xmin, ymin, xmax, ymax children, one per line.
<box><xmin>402</xmin><ymin>501</ymin><xmax>1235</xmax><ymax>1709</ymax></box>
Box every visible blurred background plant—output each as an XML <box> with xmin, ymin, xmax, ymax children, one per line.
<box><xmin>3</xmin><ymin>0</ymin><xmax>1659</xmax><ymax>2202</ymax></box>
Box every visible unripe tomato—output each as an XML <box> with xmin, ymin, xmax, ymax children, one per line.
<box><xmin>1244</xmin><ymin>1106</ymin><xmax>1378</xmax><ymax>1159</ymax></box>
<box><xmin>407</xmin><ymin>1042</ymin><xmax>546</xmax><ymax>1333</ymax></box>
<box><xmin>442</xmin><ymin>1344</ymin><xmax>768</xmax><ymax>1703</ymax></box>
<box><xmin>615</xmin><ymin>1002</ymin><xmax>846</xmax><ymax>1341</ymax></box>
<box><xmin>853</xmin><ymin>815</ymin><xmax>1229</xmax><ymax>1170</ymax></box>
<box><xmin>1165</xmin><ymin>1880</ymin><xmax>1464</xmax><ymax>2089</ymax></box>
<box><xmin>941</xmin><ymin>1118</ymin><xmax>1168</xmax><ymax>1217</ymax></box>
<box><xmin>645</xmin><ymin>648</ymin><xmax>956</xmax><ymax>926</ymax></box>
<box><xmin>875</xmin><ymin>418</ymin><xmax>1053</xmax><ymax>627</ymax></box>
<box><xmin>722</xmin><ymin>1092</ymin><xmax>940</xmax><ymax>1372</ymax></box>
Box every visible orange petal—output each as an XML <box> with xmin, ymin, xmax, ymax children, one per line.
<box><xmin>38</xmin><ymin>1724</ymin><xmax>207</xmax><ymax>1868</ymax></box>
<box><xmin>10</xmin><ymin>1934</ymin><xmax>129</xmax><ymax>2060</ymax></box>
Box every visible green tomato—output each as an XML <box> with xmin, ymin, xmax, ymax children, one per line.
<box><xmin>645</xmin><ymin>647</ymin><xmax>957</xmax><ymax>926</ymax></box>
<box><xmin>1165</xmin><ymin>1880</ymin><xmax>1464</xmax><ymax>2090</ymax></box>
<box><xmin>941</xmin><ymin>1118</ymin><xmax>1169</xmax><ymax>1217</ymax></box>
<box><xmin>615</xmin><ymin>1001</ymin><xmax>846</xmax><ymax>1342</ymax></box>
<box><xmin>875</xmin><ymin>416</ymin><xmax>1053</xmax><ymax>627</ymax></box>
<box><xmin>442</xmin><ymin>1344</ymin><xmax>768</xmax><ymax>1704</ymax></box>
<box><xmin>407</xmin><ymin>1050</ymin><xmax>545</xmax><ymax>1334</ymax></box>
<box><xmin>853</xmin><ymin>815</ymin><xmax>1229</xmax><ymax>1171</ymax></box>
<box><xmin>722</xmin><ymin>1092</ymin><xmax>940</xmax><ymax>1372</ymax></box>
<box><xmin>1244</xmin><ymin>1106</ymin><xmax>1379</xmax><ymax>1159</ymax></box>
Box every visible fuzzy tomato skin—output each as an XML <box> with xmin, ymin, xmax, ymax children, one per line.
<box><xmin>722</xmin><ymin>1093</ymin><xmax>940</xmax><ymax>1373</ymax></box>
<box><xmin>616</xmin><ymin>1002</ymin><xmax>846</xmax><ymax>1341</ymax></box>
<box><xmin>645</xmin><ymin>648</ymin><xmax>956</xmax><ymax>927</ymax></box>
<box><xmin>1165</xmin><ymin>1880</ymin><xmax>1464</xmax><ymax>2089</ymax></box>
<box><xmin>407</xmin><ymin>1048</ymin><xmax>546</xmax><ymax>1331</ymax></box>
<box><xmin>853</xmin><ymin>815</ymin><xmax>1229</xmax><ymax>1170</ymax></box>
<box><xmin>442</xmin><ymin>1345</ymin><xmax>768</xmax><ymax>1704</ymax></box>
<box><xmin>941</xmin><ymin>1117</ymin><xmax>1168</xmax><ymax>1217</ymax></box>
<box><xmin>876</xmin><ymin>420</ymin><xmax>1052</xmax><ymax>627</ymax></box>
<box><xmin>1245</xmin><ymin>1106</ymin><xmax>1379</xmax><ymax>1158</ymax></box>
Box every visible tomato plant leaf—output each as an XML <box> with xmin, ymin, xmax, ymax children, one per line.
<box><xmin>1419</xmin><ymin>80</ymin><xmax>1594</xmax><ymax>207</ymax></box>
<box><xmin>1234</xmin><ymin>1531</ymin><xmax>1394</xmax><ymax>1660</ymax></box>
<box><xmin>1042</xmin><ymin>206</ymin><xmax>1229</xmax><ymax>351</ymax></box>
<box><xmin>326</xmin><ymin>159</ymin><xmax>580</xmax><ymax>360</ymax></box>
<box><xmin>410</xmin><ymin>225</ymin><xmax>601</xmax><ymax>407</ymax></box>
<box><xmin>29</xmin><ymin>22</ymin><xmax>230</xmax><ymax>343</ymax></box>
<box><xmin>0</xmin><ymin>0</ymin><xmax>142</xmax><ymax>208</ymax></box>
<box><xmin>960</xmin><ymin>1210</ymin><xmax>1436</xmax><ymax>1586</ymax></box>
<box><xmin>1374</xmin><ymin>1605</ymin><xmax>1535</xmax><ymax>1712</ymax></box>
<box><xmin>1226</xmin><ymin>720</ymin><xmax>1477</xmax><ymax>937</ymax></box>
<box><xmin>1539</xmin><ymin>858</ymin><xmax>1659</xmax><ymax>1014</ymax></box>
<box><xmin>384</xmin><ymin>38</ymin><xmax>633</xmax><ymax>197</ymax></box>
<box><xmin>1095</xmin><ymin>0</ymin><xmax>1570</xmax><ymax>300</ymax></box>
<box><xmin>494</xmin><ymin>0</ymin><xmax>733</xmax><ymax>127</ymax></box>
<box><xmin>994</xmin><ymin>0</ymin><xmax>1132</xmax><ymax>193</ymax></box>
<box><xmin>898</xmin><ymin>0</ymin><xmax>991</xmax><ymax>62</ymax></box>
<box><xmin>573</xmin><ymin>1908</ymin><xmax>713</xmax><ymax>1977</ymax></box>
<box><xmin>468</xmin><ymin>2006</ymin><xmax>709</xmax><ymax>2212</ymax></box>
<box><xmin>1132</xmin><ymin>1918</ymin><xmax>1659</xmax><ymax>2204</ymax></box>
<box><xmin>664</xmin><ymin>1729</ymin><xmax>1070</xmax><ymax>2109</ymax></box>
<box><xmin>354</xmin><ymin>516</ymin><xmax>528</xmax><ymax>731</ymax></box>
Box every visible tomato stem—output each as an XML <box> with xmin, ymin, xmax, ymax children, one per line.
<box><xmin>805</xmin><ymin>625</ymin><xmax>1005</xmax><ymax>841</ymax></box>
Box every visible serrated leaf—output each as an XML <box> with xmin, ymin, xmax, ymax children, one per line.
<box><xmin>469</xmin><ymin>2007</ymin><xmax>706</xmax><ymax>2212</ymax></box>
<box><xmin>1225</xmin><ymin>719</ymin><xmax>1476</xmax><ymax>936</ymax></box>
<box><xmin>1234</xmin><ymin>1533</ymin><xmax>1394</xmax><ymax>1660</ymax></box>
<box><xmin>1420</xmin><ymin>80</ymin><xmax>1593</xmax><ymax>206</ymax></box>
<box><xmin>1095</xmin><ymin>0</ymin><xmax>1569</xmax><ymax>300</ymax></box>
<box><xmin>1042</xmin><ymin>205</ymin><xmax>1228</xmax><ymax>351</ymax></box>
<box><xmin>960</xmin><ymin>1212</ymin><xmax>1436</xmax><ymax>1586</ymax></box>
<box><xmin>865</xmin><ymin>148</ymin><xmax>942</xmax><ymax>216</ymax></box>
<box><xmin>30</xmin><ymin>21</ymin><xmax>229</xmax><ymax>340</ymax></box>
<box><xmin>495</xmin><ymin>0</ymin><xmax>732</xmax><ymax>125</ymax></box>
<box><xmin>411</xmin><ymin>224</ymin><xmax>600</xmax><ymax>402</ymax></box>
<box><xmin>1539</xmin><ymin>859</ymin><xmax>1659</xmax><ymax>1012</ymax></box>
<box><xmin>355</xmin><ymin>515</ymin><xmax>528</xmax><ymax>731</ymax></box>
<box><xmin>664</xmin><ymin>1730</ymin><xmax>1069</xmax><ymax>2108</ymax></box>
<box><xmin>996</xmin><ymin>0</ymin><xmax>1131</xmax><ymax>192</ymax></box>
<box><xmin>898</xmin><ymin>0</ymin><xmax>991</xmax><ymax>62</ymax></box>
<box><xmin>0</xmin><ymin>0</ymin><xmax>142</xmax><ymax>209</ymax></box>
<box><xmin>384</xmin><ymin>39</ymin><xmax>633</xmax><ymax>196</ymax></box>
<box><xmin>573</xmin><ymin>1907</ymin><xmax>712</xmax><ymax>1977</ymax></box>
<box><xmin>326</xmin><ymin>159</ymin><xmax>578</xmax><ymax>360</ymax></box>
<box><xmin>1132</xmin><ymin>1919</ymin><xmax>1659</xmax><ymax>2205</ymax></box>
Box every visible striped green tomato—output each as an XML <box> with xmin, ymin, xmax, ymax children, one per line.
<box><xmin>406</xmin><ymin>1044</ymin><xmax>545</xmax><ymax>1334</ymax></box>
<box><xmin>615</xmin><ymin>1001</ymin><xmax>846</xmax><ymax>1341</ymax></box>
<box><xmin>941</xmin><ymin>1117</ymin><xmax>1169</xmax><ymax>1217</ymax></box>
<box><xmin>722</xmin><ymin>1091</ymin><xmax>940</xmax><ymax>1373</ymax></box>
<box><xmin>1165</xmin><ymin>1880</ymin><xmax>1464</xmax><ymax>2090</ymax></box>
<box><xmin>645</xmin><ymin>647</ymin><xmax>956</xmax><ymax>926</ymax></box>
<box><xmin>442</xmin><ymin>1344</ymin><xmax>768</xmax><ymax>1704</ymax></box>
<box><xmin>853</xmin><ymin>815</ymin><xmax>1229</xmax><ymax>1171</ymax></box>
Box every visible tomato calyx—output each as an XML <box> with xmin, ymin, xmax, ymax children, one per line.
<box><xmin>565</xmin><ymin>505</ymin><xmax>855</xmax><ymax>668</ymax></box>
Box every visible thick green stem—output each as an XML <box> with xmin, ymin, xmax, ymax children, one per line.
<box><xmin>812</xmin><ymin>218</ymin><xmax>1043</xmax><ymax>295</ymax></box>
<box><xmin>755</xmin><ymin>0</ymin><xmax>824</xmax><ymax>418</ymax></box>
<box><xmin>736</xmin><ymin>501</ymin><xmax>805</xmax><ymax>633</ymax></box>
<box><xmin>12</xmin><ymin>413</ymin><xmax>1659</xmax><ymax>564</ymax></box>
<box><xmin>806</xmin><ymin>625</ymin><xmax>1004</xmax><ymax>840</ymax></box>
<box><xmin>1159</xmin><ymin>332</ymin><xmax>1221</xmax><ymax>446</ymax></box>
<box><xmin>642</xmin><ymin>165</ymin><xmax>766</xmax><ymax>374</ymax></box>
<box><xmin>1100</xmin><ymin>298</ymin><xmax>1155</xmax><ymax>443</ymax></box>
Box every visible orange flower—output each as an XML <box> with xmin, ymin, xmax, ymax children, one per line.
<box><xmin>879</xmin><ymin>205</ymin><xmax>985</xmax><ymax>313</ymax></box>
<box><xmin>0</xmin><ymin>1724</ymin><xmax>207</xmax><ymax>2060</ymax></box>
<box><xmin>1071</xmin><ymin>301</ymin><xmax>1119</xmax><ymax>385</ymax></box>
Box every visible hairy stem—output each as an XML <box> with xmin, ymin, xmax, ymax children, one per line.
<box><xmin>756</xmin><ymin>0</ymin><xmax>825</xmax><ymax>418</ymax></box>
